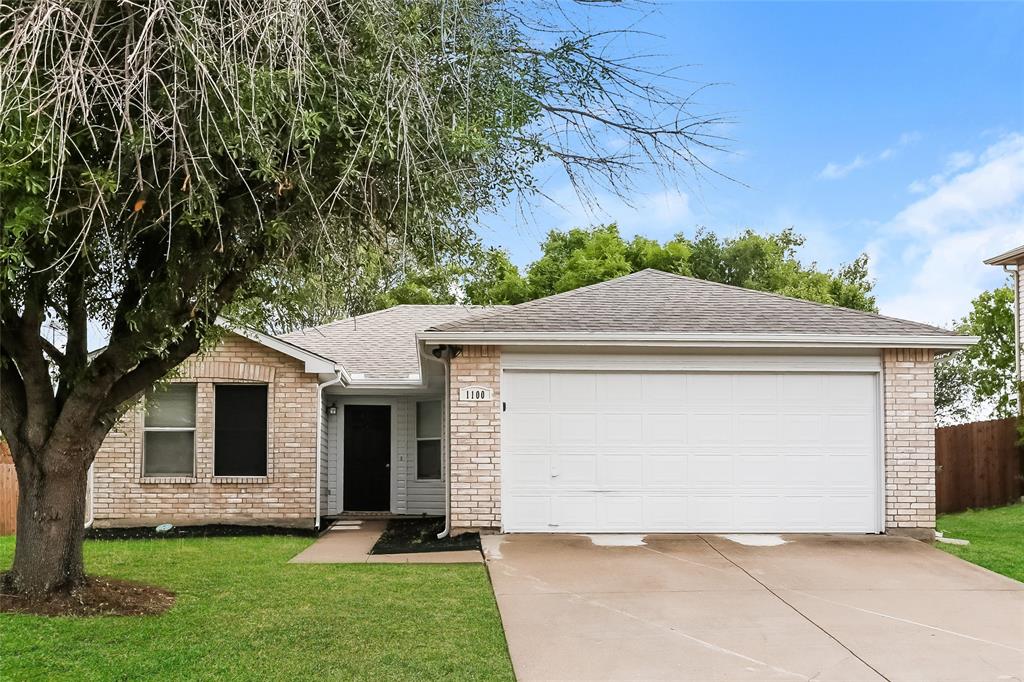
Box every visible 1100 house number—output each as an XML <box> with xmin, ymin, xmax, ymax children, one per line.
<box><xmin>459</xmin><ymin>386</ymin><xmax>493</xmax><ymax>401</ymax></box>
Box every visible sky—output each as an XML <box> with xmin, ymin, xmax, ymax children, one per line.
<box><xmin>476</xmin><ymin>1</ymin><xmax>1024</xmax><ymax>327</ymax></box>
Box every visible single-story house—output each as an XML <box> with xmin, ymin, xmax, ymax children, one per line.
<box><xmin>90</xmin><ymin>269</ymin><xmax>976</xmax><ymax>540</ymax></box>
<box><xmin>984</xmin><ymin>244</ymin><xmax>1023</xmax><ymax>382</ymax></box>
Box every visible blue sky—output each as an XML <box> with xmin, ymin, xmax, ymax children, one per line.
<box><xmin>478</xmin><ymin>1</ymin><xmax>1024</xmax><ymax>326</ymax></box>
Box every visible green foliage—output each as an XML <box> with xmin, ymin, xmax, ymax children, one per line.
<box><xmin>935</xmin><ymin>286</ymin><xmax>1018</xmax><ymax>425</ymax></box>
<box><xmin>0</xmin><ymin>536</ymin><xmax>514</xmax><ymax>680</ymax></box>
<box><xmin>937</xmin><ymin>504</ymin><xmax>1024</xmax><ymax>583</ymax></box>
<box><xmin>463</xmin><ymin>224</ymin><xmax>877</xmax><ymax>311</ymax></box>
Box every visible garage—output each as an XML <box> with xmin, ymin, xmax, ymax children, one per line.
<box><xmin>501</xmin><ymin>360</ymin><xmax>882</xmax><ymax>533</ymax></box>
<box><xmin>422</xmin><ymin>269</ymin><xmax>975</xmax><ymax>538</ymax></box>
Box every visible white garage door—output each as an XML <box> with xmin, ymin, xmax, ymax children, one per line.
<box><xmin>502</xmin><ymin>369</ymin><xmax>881</xmax><ymax>533</ymax></box>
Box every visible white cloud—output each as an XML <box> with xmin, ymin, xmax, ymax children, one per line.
<box><xmin>819</xmin><ymin>131</ymin><xmax>921</xmax><ymax>181</ymax></box>
<box><xmin>820</xmin><ymin>155</ymin><xmax>867</xmax><ymax>180</ymax></box>
<box><xmin>875</xmin><ymin>133</ymin><xmax>1024</xmax><ymax>325</ymax></box>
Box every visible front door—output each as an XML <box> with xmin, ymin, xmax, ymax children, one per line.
<box><xmin>343</xmin><ymin>404</ymin><xmax>391</xmax><ymax>511</ymax></box>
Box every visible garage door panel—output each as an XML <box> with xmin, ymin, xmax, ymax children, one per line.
<box><xmin>688</xmin><ymin>374</ymin><xmax>733</xmax><ymax>403</ymax></box>
<box><xmin>779</xmin><ymin>374</ymin><xmax>825</xmax><ymax>403</ymax></box>
<box><xmin>601</xmin><ymin>496</ymin><xmax>644</xmax><ymax>528</ymax></box>
<box><xmin>690</xmin><ymin>455</ymin><xmax>733</xmax><ymax>483</ymax></box>
<box><xmin>505</xmin><ymin>454</ymin><xmax>551</xmax><ymax>484</ymax></box>
<box><xmin>503</xmin><ymin>368</ymin><xmax>880</xmax><ymax>533</ymax></box>
<box><xmin>601</xmin><ymin>455</ymin><xmax>644</xmax><ymax>486</ymax></box>
<box><xmin>645</xmin><ymin>454</ymin><xmax>688</xmax><ymax>485</ymax></box>
<box><xmin>600</xmin><ymin>414</ymin><xmax>643</xmax><ymax>443</ymax></box>
<box><xmin>689</xmin><ymin>413</ymin><xmax>733</xmax><ymax>444</ymax></box>
<box><xmin>550</xmin><ymin>373</ymin><xmax>596</xmax><ymax>403</ymax></box>
<box><xmin>558</xmin><ymin>454</ymin><xmax>597</xmax><ymax>484</ymax></box>
<box><xmin>735</xmin><ymin>413</ymin><xmax>779</xmax><ymax>442</ymax></box>
<box><xmin>552</xmin><ymin>413</ymin><xmax>597</xmax><ymax>445</ymax></box>
<box><xmin>643</xmin><ymin>414</ymin><xmax>686</xmax><ymax>443</ymax></box>
<box><xmin>641</xmin><ymin>373</ymin><xmax>688</xmax><ymax>403</ymax></box>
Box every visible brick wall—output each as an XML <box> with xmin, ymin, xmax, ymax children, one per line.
<box><xmin>92</xmin><ymin>333</ymin><xmax>319</xmax><ymax>528</ymax></box>
<box><xmin>449</xmin><ymin>345</ymin><xmax>501</xmax><ymax>532</ymax></box>
<box><xmin>882</xmin><ymin>348</ymin><xmax>936</xmax><ymax>539</ymax></box>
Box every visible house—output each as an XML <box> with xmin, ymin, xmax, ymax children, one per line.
<box><xmin>984</xmin><ymin>244</ymin><xmax>1023</xmax><ymax>382</ymax></box>
<box><xmin>89</xmin><ymin>269</ymin><xmax>976</xmax><ymax>540</ymax></box>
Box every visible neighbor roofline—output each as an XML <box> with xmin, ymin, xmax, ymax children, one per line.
<box><xmin>417</xmin><ymin>331</ymin><xmax>978</xmax><ymax>350</ymax></box>
<box><xmin>984</xmin><ymin>245</ymin><xmax>1024</xmax><ymax>266</ymax></box>
<box><xmin>217</xmin><ymin>317</ymin><xmax>351</xmax><ymax>380</ymax></box>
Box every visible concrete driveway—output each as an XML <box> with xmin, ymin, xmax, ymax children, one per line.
<box><xmin>483</xmin><ymin>533</ymin><xmax>1024</xmax><ymax>681</ymax></box>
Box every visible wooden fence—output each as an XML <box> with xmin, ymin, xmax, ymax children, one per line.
<box><xmin>1</xmin><ymin>441</ymin><xmax>16</xmax><ymax>535</ymax></box>
<box><xmin>936</xmin><ymin>417</ymin><xmax>1023</xmax><ymax>514</ymax></box>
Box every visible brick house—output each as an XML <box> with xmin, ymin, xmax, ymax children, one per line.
<box><xmin>90</xmin><ymin>269</ymin><xmax>975</xmax><ymax>540</ymax></box>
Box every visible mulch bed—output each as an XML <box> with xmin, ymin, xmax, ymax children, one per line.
<box><xmin>86</xmin><ymin>524</ymin><xmax>318</xmax><ymax>540</ymax></box>
<box><xmin>370</xmin><ymin>516</ymin><xmax>480</xmax><ymax>555</ymax></box>
<box><xmin>0</xmin><ymin>575</ymin><xmax>175</xmax><ymax>617</ymax></box>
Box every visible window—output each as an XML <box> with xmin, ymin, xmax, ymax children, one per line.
<box><xmin>144</xmin><ymin>384</ymin><xmax>197</xmax><ymax>476</ymax></box>
<box><xmin>416</xmin><ymin>400</ymin><xmax>442</xmax><ymax>480</ymax></box>
<box><xmin>214</xmin><ymin>385</ymin><xmax>268</xmax><ymax>477</ymax></box>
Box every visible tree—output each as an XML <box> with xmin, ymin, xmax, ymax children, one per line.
<box><xmin>461</xmin><ymin>224</ymin><xmax>878</xmax><ymax>311</ymax></box>
<box><xmin>0</xmin><ymin>0</ymin><xmax>724</xmax><ymax>596</ymax></box>
<box><xmin>935</xmin><ymin>286</ymin><xmax>1018</xmax><ymax>425</ymax></box>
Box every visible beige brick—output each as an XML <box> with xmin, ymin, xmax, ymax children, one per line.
<box><xmin>92</xmin><ymin>333</ymin><xmax>317</xmax><ymax>528</ymax></box>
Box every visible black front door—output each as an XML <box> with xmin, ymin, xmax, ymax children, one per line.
<box><xmin>343</xmin><ymin>404</ymin><xmax>391</xmax><ymax>511</ymax></box>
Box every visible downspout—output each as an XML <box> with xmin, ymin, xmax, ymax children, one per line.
<box><xmin>1007</xmin><ymin>265</ymin><xmax>1022</xmax><ymax>384</ymax></box>
<box><xmin>421</xmin><ymin>345</ymin><xmax>454</xmax><ymax>539</ymax></box>
<box><xmin>84</xmin><ymin>463</ymin><xmax>94</xmax><ymax>528</ymax></box>
<box><xmin>315</xmin><ymin>369</ymin><xmax>345</xmax><ymax>531</ymax></box>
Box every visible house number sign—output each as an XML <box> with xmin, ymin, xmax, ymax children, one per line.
<box><xmin>459</xmin><ymin>386</ymin><xmax>493</xmax><ymax>401</ymax></box>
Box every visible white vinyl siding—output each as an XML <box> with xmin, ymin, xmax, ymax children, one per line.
<box><xmin>501</xmin><ymin>358</ymin><xmax>882</xmax><ymax>533</ymax></box>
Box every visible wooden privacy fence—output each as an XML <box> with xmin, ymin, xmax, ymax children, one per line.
<box><xmin>1</xmin><ymin>441</ymin><xmax>16</xmax><ymax>535</ymax></box>
<box><xmin>936</xmin><ymin>417</ymin><xmax>1023</xmax><ymax>514</ymax></box>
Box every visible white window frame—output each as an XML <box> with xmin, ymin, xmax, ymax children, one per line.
<box><xmin>415</xmin><ymin>400</ymin><xmax>442</xmax><ymax>481</ymax></box>
<box><xmin>142</xmin><ymin>383</ymin><xmax>197</xmax><ymax>478</ymax></box>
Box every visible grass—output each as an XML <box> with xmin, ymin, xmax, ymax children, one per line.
<box><xmin>936</xmin><ymin>503</ymin><xmax>1024</xmax><ymax>583</ymax></box>
<box><xmin>0</xmin><ymin>535</ymin><xmax>513</xmax><ymax>681</ymax></box>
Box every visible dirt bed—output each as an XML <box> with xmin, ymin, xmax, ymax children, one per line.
<box><xmin>0</xmin><ymin>575</ymin><xmax>175</xmax><ymax>617</ymax></box>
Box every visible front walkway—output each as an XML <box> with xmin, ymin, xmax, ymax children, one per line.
<box><xmin>289</xmin><ymin>519</ymin><xmax>482</xmax><ymax>564</ymax></box>
<box><xmin>484</xmin><ymin>533</ymin><xmax>1024</xmax><ymax>681</ymax></box>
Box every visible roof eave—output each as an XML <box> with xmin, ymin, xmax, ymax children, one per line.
<box><xmin>984</xmin><ymin>245</ymin><xmax>1024</xmax><ymax>266</ymax></box>
<box><xmin>417</xmin><ymin>331</ymin><xmax>978</xmax><ymax>351</ymax></box>
<box><xmin>217</xmin><ymin>318</ymin><xmax>351</xmax><ymax>380</ymax></box>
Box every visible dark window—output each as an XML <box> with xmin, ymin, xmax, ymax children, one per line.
<box><xmin>416</xmin><ymin>401</ymin><xmax>442</xmax><ymax>480</ymax></box>
<box><xmin>214</xmin><ymin>385</ymin><xmax>268</xmax><ymax>477</ymax></box>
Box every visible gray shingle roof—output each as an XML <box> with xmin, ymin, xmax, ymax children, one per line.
<box><xmin>281</xmin><ymin>305</ymin><xmax>501</xmax><ymax>380</ymax></box>
<box><xmin>429</xmin><ymin>269</ymin><xmax>957</xmax><ymax>337</ymax></box>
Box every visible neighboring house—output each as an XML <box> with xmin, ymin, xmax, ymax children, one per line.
<box><xmin>984</xmin><ymin>244</ymin><xmax>1023</xmax><ymax>383</ymax></box>
<box><xmin>90</xmin><ymin>269</ymin><xmax>976</xmax><ymax>540</ymax></box>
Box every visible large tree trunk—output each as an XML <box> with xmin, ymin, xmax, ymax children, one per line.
<box><xmin>4</xmin><ymin>451</ymin><xmax>91</xmax><ymax>595</ymax></box>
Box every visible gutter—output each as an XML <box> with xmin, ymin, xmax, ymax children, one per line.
<box><xmin>417</xmin><ymin>331</ymin><xmax>978</xmax><ymax>350</ymax></box>
<box><xmin>420</xmin><ymin>345</ymin><xmax>454</xmax><ymax>539</ymax></box>
<box><xmin>315</xmin><ymin>369</ymin><xmax>345</xmax><ymax>531</ymax></box>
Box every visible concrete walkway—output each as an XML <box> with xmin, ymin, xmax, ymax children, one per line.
<box><xmin>484</xmin><ymin>533</ymin><xmax>1024</xmax><ymax>681</ymax></box>
<box><xmin>289</xmin><ymin>519</ymin><xmax>482</xmax><ymax>564</ymax></box>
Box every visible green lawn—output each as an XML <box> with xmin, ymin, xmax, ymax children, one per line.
<box><xmin>1</xmin><ymin>535</ymin><xmax>513</xmax><ymax>681</ymax></box>
<box><xmin>936</xmin><ymin>503</ymin><xmax>1024</xmax><ymax>583</ymax></box>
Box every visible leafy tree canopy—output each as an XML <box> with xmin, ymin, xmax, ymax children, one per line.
<box><xmin>0</xmin><ymin>0</ymin><xmax>727</xmax><ymax>595</ymax></box>
<box><xmin>935</xmin><ymin>286</ymin><xmax>1018</xmax><ymax>425</ymax></box>
<box><xmin>377</xmin><ymin>224</ymin><xmax>878</xmax><ymax>312</ymax></box>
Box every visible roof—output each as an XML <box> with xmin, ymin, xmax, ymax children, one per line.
<box><xmin>423</xmin><ymin>269</ymin><xmax>972</xmax><ymax>349</ymax></box>
<box><xmin>984</xmin><ymin>244</ymin><xmax>1024</xmax><ymax>266</ymax></box>
<box><xmin>281</xmin><ymin>305</ymin><xmax>501</xmax><ymax>381</ymax></box>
